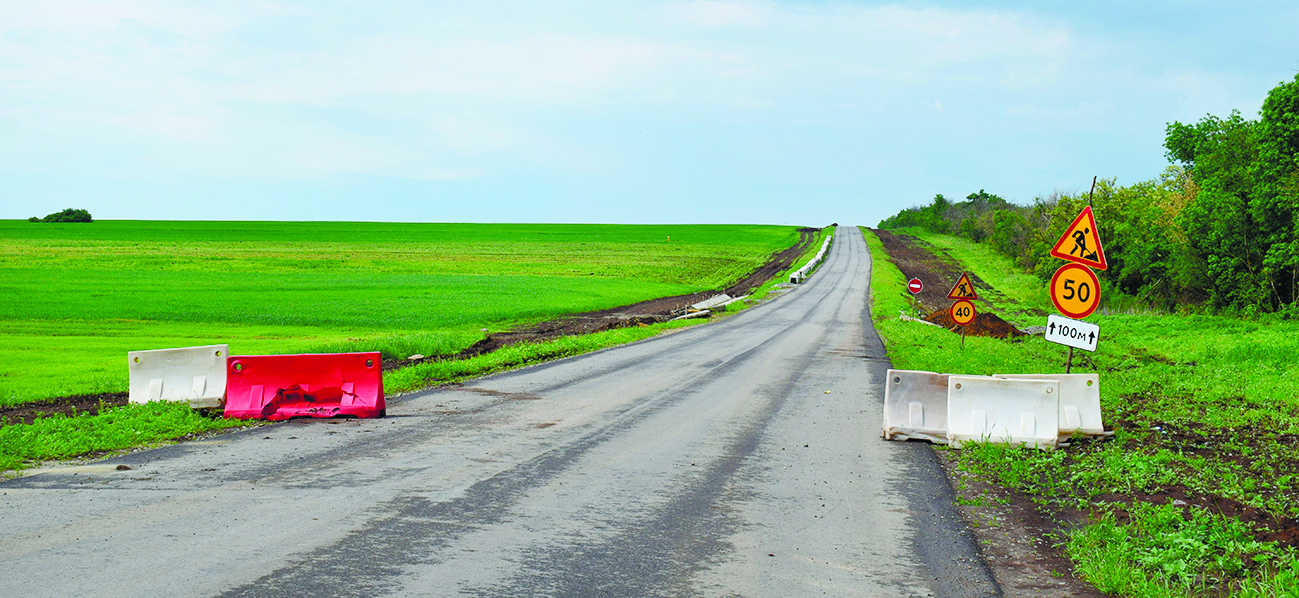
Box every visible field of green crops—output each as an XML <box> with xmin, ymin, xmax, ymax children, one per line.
<box><xmin>864</xmin><ymin>228</ymin><xmax>1299</xmax><ymax>597</ymax></box>
<box><xmin>0</xmin><ymin>220</ymin><xmax>800</xmax><ymax>406</ymax></box>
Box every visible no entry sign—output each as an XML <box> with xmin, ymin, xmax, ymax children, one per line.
<box><xmin>907</xmin><ymin>278</ymin><xmax>923</xmax><ymax>294</ymax></box>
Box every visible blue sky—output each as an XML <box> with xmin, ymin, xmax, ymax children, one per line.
<box><xmin>2</xmin><ymin>1</ymin><xmax>1297</xmax><ymax>226</ymax></box>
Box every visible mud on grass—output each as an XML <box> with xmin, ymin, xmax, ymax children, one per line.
<box><xmin>874</xmin><ymin>228</ymin><xmax>1044</xmax><ymax>319</ymax></box>
<box><xmin>865</xmin><ymin>228</ymin><xmax>1299</xmax><ymax>595</ymax></box>
<box><xmin>0</xmin><ymin>392</ymin><xmax>128</xmax><ymax>427</ymax></box>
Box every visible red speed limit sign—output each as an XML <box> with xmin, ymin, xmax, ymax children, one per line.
<box><xmin>907</xmin><ymin>278</ymin><xmax>923</xmax><ymax>294</ymax></box>
<box><xmin>1050</xmin><ymin>263</ymin><xmax>1101</xmax><ymax>318</ymax></box>
<box><xmin>950</xmin><ymin>299</ymin><xmax>976</xmax><ymax>326</ymax></box>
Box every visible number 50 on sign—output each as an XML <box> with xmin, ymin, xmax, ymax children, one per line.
<box><xmin>1050</xmin><ymin>263</ymin><xmax>1101</xmax><ymax>319</ymax></box>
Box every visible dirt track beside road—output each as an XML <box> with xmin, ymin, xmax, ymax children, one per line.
<box><xmin>873</xmin><ymin>229</ymin><xmax>1032</xmax><ymax>339</ymax></box>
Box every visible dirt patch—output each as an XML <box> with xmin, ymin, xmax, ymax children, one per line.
<box><xmin>872</xmin><ymin>229</ymin><xmax>1028</xmax><ymax>339</ymax></box>
<box><xmin>385</xmin><ymin>227</ymin><xmax>822</xmax><ymax>368</ymax></box>
<box><xmin>0</xmin><ymin>392</ymin><xmax>129</xmax><ymax>426</ymax></box>
<box><xmin>939</xmin><ymin>451</ymin><xmax>1108</xmax><ymax>598</ymax></box>
<box><xmin>1100</xmin><ymin>412</ymin><xmax>1299</xmax><ymax>549</ymax></box>
<box><xmin>946</xmin><ymin>446</ymin><xmax>1299</xmax><ymax>595</ymax></box>
<box><xmin>873</xmin><ymin>229</ymin><xmax>1044</xmax><ymax>319</ymax></box>
<box><xmin>924</xmin><ymin>308</ymin><xmax>1028</xmax><ymax>339</ymax></box>
<box><xmin>1107</xmin><ymin>486</ymin><xmax>1299</xmax><ymax>550</ymax></box>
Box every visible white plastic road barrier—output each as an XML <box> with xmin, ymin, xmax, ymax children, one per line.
<box><xmin>128</xmin><ymin>344</ymin><xmax>229</xmax><ymax>408</ymax></box>
<box><xmin>947</xmin><ymin>375</ymin><xmax>1060</xmax><ymax>449</ymax></box>
<box><xmin>995</xmin><ymin>373</ymin><xmax>1104</xmax><ymax>438</ymax></box>
<box><xmin>790</xmin><ymin>232</ymin><xmax>835</xmax><ymax>284</ymax></box>
<box><xmin>882</xmin><ymin>369</ymin><xmax>950</xmax><ymax>443</ymax></box>
<box><xmin>691</xmin><ymin>294</ymin><xmax>732</xmax><ymax>310</ymax></box>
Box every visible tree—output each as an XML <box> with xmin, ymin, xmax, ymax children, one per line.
<box><xmin>37</xmin><ymin>208</ymin><xmax>93</xmax><ymax>223</ymax></box>
<box><xmin>1252</xmin><ymin>73</ymin><xmax>1299</xmax><ymax>305</ymax></box>
<box><xmin>1166</xmin><ymin>110</ymin><xmax>1263</xmax><ymax>308</ymax></box>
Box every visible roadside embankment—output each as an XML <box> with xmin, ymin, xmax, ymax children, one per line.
<box><xmin>865</xmin><ymin>227</ymin><xmax>1299</xmax><ymax>598</ymax></box>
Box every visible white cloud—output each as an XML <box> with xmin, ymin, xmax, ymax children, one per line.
<box><xmin>0</xmin><ymin>1</ymin><xmax>1277</xmax><ymax>223</ymax></box>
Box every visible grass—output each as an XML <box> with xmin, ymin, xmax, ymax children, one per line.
<box><xmin>385</xmin><ymin>317</ymin><xmax>707</xmax><ymax>392</ymax></box>
<box><xmin>734</xmin><ymin>226</ymin><xmax>834</xmax><ymax>308</ymax></box>
<box><xmin>0</xmin><ymin>220</ymin><xmax>815</xmax><ymax>473</ymax></box>
<box><xmin>0</xmin><ymin>220</ymin><xmax>799</xmax><ymax>405</ymax></box>
<box><xmin>0</xmin><ymin>317</ymin><xmax>711</xmax><ymax>474</ymax></box>
<box><xmin>0</xmin><ymin>401</ymin><xmax>250</xmax><ymax>472</ymax></box>
<box><xmin>863</xmin><ymin>227</ymin><xmax>1299</xmax><ymax>597</ymax></box>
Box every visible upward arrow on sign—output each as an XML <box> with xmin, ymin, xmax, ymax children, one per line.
<box><xmin>1049</xmin><ymin>206</ymin><xmax>1108</xmax><ymax>270</ymax></box>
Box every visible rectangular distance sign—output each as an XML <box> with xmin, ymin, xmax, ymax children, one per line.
<box><xmin>1044</xmin><ymin>314</ymin><xmax>1100</xmax><ymax>352</ymax></box>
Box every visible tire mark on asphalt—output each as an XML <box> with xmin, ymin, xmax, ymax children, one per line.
<box><xmin>211</xmin><ymin>295</ymin><xmax>842</xmax><ymax>598</ymax></box>
<box><xmin>214</xmin><ymin>244</ymin><xmax>857</xmax><ymax>598</ymax></box>
<box><xmin>469</xmin><ymin>307</ymin><xmax>836</xmax><ymax>597</ymax></box>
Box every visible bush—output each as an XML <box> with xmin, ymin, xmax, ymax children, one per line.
<box><xmin>38</xmin><ymin>208</ymin><xmax>93</xmax><ymax>223</ymax></box>
<box><xmin>27</xmin><ymin>216</ymin><xmax>39</xmax><ymax>222</ymax></box>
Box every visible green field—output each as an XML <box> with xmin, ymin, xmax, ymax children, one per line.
<box><xmin>0</xmin><ymin>221</ymin><xmax>800</xmax><ymax>405</ymax></box>
<box><xmin>865</xmin><ymin>228</ymin><xmax>1299</xmax><ymax>597</ymax></box>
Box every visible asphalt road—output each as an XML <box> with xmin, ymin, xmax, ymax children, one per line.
<box><xmin>0</xmin><ymin>226</ymin><xmax>998</xmax><ymax>598</ymax></box>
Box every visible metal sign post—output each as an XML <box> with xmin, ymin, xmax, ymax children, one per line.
<box><xmin>1046</xmin><ymin>200</ymin><xmax>1107</xmax><ymax>372</ymax></box>
<box><xmin>950</xmin><ymin>299</ymin><xmax>976</xmax><ymax>349</ymax></box>
<box><xmin>907</xmin><ymin>278</ymin><xmax>923</xmax><ymax>316</ymax></box>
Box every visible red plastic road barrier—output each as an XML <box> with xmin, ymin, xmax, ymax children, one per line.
<box><xmin>223</xmin><ymin>352</ymin><xmax>385</xmax><ymax>420</ymax></box>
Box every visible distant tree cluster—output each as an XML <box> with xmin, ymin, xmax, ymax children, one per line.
<box><xmin>878</xmin><ymin>72</ymin><xmax>1299</xmax><ymax>315</ymax></box>
<box><xmin>29</xmin><ymin>208</ymin><xmax>93</xmax><ymax>223</ymax></box>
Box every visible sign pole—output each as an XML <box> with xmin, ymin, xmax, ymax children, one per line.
<box><xmin>1066</xmin><ymin>346</ymin><xmax>1073</xmax><ymax>373</ymax></box>
<box><xmin>1089</xmin><ymin>175</ymin><xmax>1096</xmax><ymax>207</ymax></box>
<box><xmin>906</xmin><ymin>278</ymin><xmax>924</xmax><ymax>316</ymax></box>
<box><xmin>961</xmin><ymin>326</ymin><xmax>966</xmax><ymax>349</ymax></box>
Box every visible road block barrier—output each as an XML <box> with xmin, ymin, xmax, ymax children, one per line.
<box><xmin>947</xmin><ymin>376</ymin><xmax>1059</xmax><ymax>449</ymax></box>
<box><xmin>995</xmin><ymin>373</ymin><xmax>1104</xmax><ymax>438</ymax></box>
<box><xmin>128</xmin><ymin>344</ymin><xmax>229</xmax><ymax>408</ymax></box>
<box><xmin>882</xmin><ymin>369</ymin><xmax>950</xmax><ymax>443</ymax></box>
<box><xmin>790</xmin><ymin>231</ymin><xmax>835</xmax><ymax>284</ymax></box>
<box><xmin>223</xmin><ymin>352</ymin><xmax>385</xmax><ymax>420</ymax></box>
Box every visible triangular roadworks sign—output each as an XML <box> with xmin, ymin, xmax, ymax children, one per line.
<box><xmin>946</xmin><ymin>272</ymin><xmax>979</xmax><ymax>300</ymax></box>
<box><xmin>1050</xmin><ymin>206</ymin><xmax>1108</xmax><ymax>270</ymax></box>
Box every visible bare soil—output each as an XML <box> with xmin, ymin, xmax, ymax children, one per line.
<box><xmin>924</xmin><ymin>308</ymin><xmax>1027</xmax><ymax>339</ymax></box>
<box><xmin>875</xmin><ymin>228</ymin><xmax>1299</xmax><ymax>593</ymax></box>
<box><xmin>872</xmin><ymin>229</ymin><xmax>1030</xmax><ymax>338</ymax></box>
<box><xmin>0</xmin><ymin>392</ymin><xmax>129</xmax><ymax>426</ymax></box>
<box><xmin>939</xmin><ymin>451</ymin><xmax>1110</xmax><ymax>598</ymax></box>
<box><xmin>1101</xmin><ymin>413</ymin><xmax>1299</xmax><ymax>550</ymax></box>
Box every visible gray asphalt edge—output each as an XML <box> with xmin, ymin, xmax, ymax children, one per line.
<box><xmin>859</xmin><ymin>227</ymin><xmax>1002</xmax><ymax>598</ymax></box>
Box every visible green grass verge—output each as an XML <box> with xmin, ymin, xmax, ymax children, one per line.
<box><xmin>1</xmin><ymin>220</ymin><xmax>798</xmax><ymax>405</ymax></box>
<box><xmin>736</xmin><ymin>226</ymin><xmax>835</xmax><ymax>309</ymax></box>
<box><xmin>386</xmin><ymin>317</ymin><xmax>706</xmax><ymax>391</ymax></box>
<box><xmin>0</xmin><ymin>401</ymin><xmax>250</xmax><ymax>472</ymax></box>
<box><xmin>1</xmin><ymin>317</ymin><xmax>708</xmax><ymax>474</ymax></box>
<box><xmin>863</xmin><ymin>227</ymin><xmax>1299</xmax><ymax>597</ymax></box>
